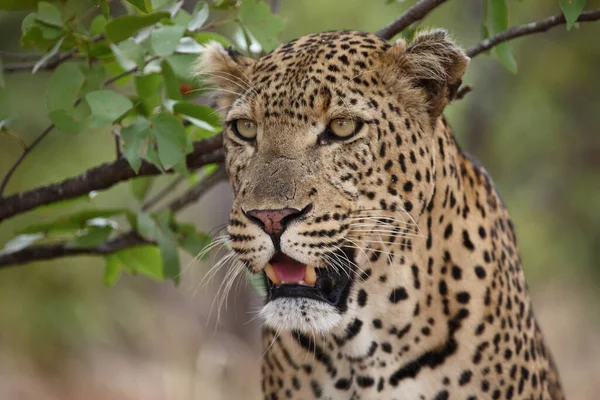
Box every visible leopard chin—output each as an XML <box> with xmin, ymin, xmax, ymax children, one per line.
<box><xmin>260</xmin><ymin>297</ymin><xmax>342</xmax><ymax>334</ymax></box>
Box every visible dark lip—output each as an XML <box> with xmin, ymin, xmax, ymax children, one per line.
<box><xmin>263</xmin><ymin>247</ymin><xmax>356</xmax><ymax>312</ymax></box>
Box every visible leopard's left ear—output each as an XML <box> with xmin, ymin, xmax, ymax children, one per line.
<box><xmin>194</xmin><ymin>42</ymin><xmax>256</xmax><ymax>115</ymax></box>
<box><xmin>380</xmin><ymin>29</ymin><xmax>469</xmax><ymax>118</ymax></box>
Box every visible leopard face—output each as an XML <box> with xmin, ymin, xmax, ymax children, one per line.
<box><xmin>199</xmin><ymin>30</ymin><xmax>467</xmax><ymax>335</ymax></box>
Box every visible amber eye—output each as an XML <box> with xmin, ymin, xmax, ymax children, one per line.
<box><xmin>232</xmin><ymin>119</ymin><xmax>257</xmax><ymax>141</ymax></box>
<box><xmin>328</xmin><ymin>118</ymin><xmax>360</xmax><ymax>139</ymax></box>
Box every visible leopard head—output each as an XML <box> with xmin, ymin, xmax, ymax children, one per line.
<box><xmin>198</xmin><ymin>30</ymin><xmax>468</xmax><ymax>334</ymax></box>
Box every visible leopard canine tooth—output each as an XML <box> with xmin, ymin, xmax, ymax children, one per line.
<box><xmin>304</xmin><ymin>264</ymin><xmax>317</xmax><ymax>286</ymax></box>
<box><xmin>264</xmin><ymin>263</ymin><xmax>281</xmax><ymax>285</ymax></box>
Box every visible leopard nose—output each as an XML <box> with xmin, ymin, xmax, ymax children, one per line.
<box><xmin>245</xmin><ymin>208</ymin><xmax>303</xmax><ymax>237</ymax></box>
<box><xmin>245</xmin><ymin>204</ymin><xmax>313</xmax><ymax>239</ymax></box>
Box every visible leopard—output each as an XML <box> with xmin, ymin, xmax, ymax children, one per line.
<box><xmin>198</xmin><ymin>29</ymin><xmax>564</xmax><ymax>400</ymax></box>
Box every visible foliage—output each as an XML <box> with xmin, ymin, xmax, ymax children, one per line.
<box><xmin>0</xmin><ymin>0</ymin><xmax>596</xmax><ymax>288</ymax></box>
<box><xmin>0</xmin><ymin>0</ymin><xmax>285</xmax><ymax>284</ymax></box>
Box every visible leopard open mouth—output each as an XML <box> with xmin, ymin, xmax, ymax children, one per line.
<box><xmin>263</xmin><ymin>248</ymin><xmax>356</xmax><ymax>311</ymax></box>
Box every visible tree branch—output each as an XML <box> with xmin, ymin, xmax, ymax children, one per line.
<box><xmin>376</xmin><ymin>0</ymin><xmax>449</xmax><ymax>40</ymax></box>
<box><xmin>0</xmin><ymin>51</ymin><xmax>42</xmax><ymax>61</ymax></box>
<box><xmin>0</xmin><ymin>134</ymin><xmax>224</xmax><ymax>223</ymax></box>
<box><xmin>0</xmin><ymin>167</ymin><xmax>228</xmax><ymax>268</ymax></box>
<box><xmin>2</xmin><ymin>34</ymin><xmax>104</xmax><ymax>73</ymax></box>
<box><xmin>466</xmin><ymin>9</ymin><xmax>600</xmax><ymax>58</ymax></box>
<box><xmin>0</xmin><ymin>231</ymin><xmax>151</xmax><ymax>268</ymax></box>
<box><xmin>0</xmin><ymin>54</ymin><xmax>158</xmax><ymax>198</ymax></box>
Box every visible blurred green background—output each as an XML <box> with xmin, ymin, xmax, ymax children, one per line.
<box><xmin>1</xmin><ymin>0</ymin><xmax>599</xmax><ymax>399</ymax></box>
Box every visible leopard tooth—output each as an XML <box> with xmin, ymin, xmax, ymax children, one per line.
<box><xmin>304</xmin><ymin>264</ymin><xmax>317</xmax><ymax>286</ymax></box>
<box><xmin>264</xmin><ymin>263</ymin><xmax>281</xmax><ymax>285</ymax></box>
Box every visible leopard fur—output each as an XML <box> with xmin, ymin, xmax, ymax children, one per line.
<box><xmin>199</xmin><ymin>29</ymin><xmax>564</xmax><ymax>400</ymax></box>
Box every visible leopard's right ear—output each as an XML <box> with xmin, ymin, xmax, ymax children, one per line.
<box><xmin>194</xmin><ymin>42</ymin><xmax>256</xmax><ymax>113</ymax></box>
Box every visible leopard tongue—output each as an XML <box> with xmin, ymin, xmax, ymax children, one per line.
<box><xmin>264</xmin><ymin>262</ymin><xmax>317</xmax><ymax>286</ymax></box>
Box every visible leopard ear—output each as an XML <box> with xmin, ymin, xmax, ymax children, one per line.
<box><xmin>381</xmin><ymin>29</ymin><xmax>469</xmax><ymax>118</ymax></box>
<box><xmin>194</xmin><ymin>42</ymin><xmax>256</xmax><ymax>114</ymax></box>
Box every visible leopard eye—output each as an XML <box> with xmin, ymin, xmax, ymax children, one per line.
<box><xmin>328</xmin><ymin>118</ymin><xmax>359</xmax><ymax>139</ymax></box>
<box><xmin>232</xmin><ymin>119</ymin><xmax>257</xmax><ymax>141</ymax></box>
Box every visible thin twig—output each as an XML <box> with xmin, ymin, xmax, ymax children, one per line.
<box><xmin>0</xmin><ymin>134</ymin><xmax>224</xmax><ymax>222</ymax></box>
<box><xmin>2</xmin><ymin>34</ymin><xmax>104</xmax><ymax>73</ymax></box>
<box><xmin>168</xmin><ymin>166</ymin><xmax>228</xmax><ymax>213</ymax></box>
<box><xmin>466</xmin><ymin>9</ymin><xmax>600</xmax><ymax>57</ymax></box>
<box><xmin>0</xmin><ymin>124</ymin><xmax>55</xmax><ymax>197</ymax></box>
<box><xmin>104</xmin><ymin>56</ymin><xmax>159</xmax><ymax>86</ymax></box>
<box><xmin>112</xmin><ymin>129</ymin><xmax>122</xmax><ymax>159</ymax></box>
<box><xmin>376</xmin><ymin>0</ymin><xmax>449</xmax><ymax>40</ymax></box>
<box><xmin>142</xmin><ymin>176</ymin><xmax>186</xmax><ymax>211</ymax></box>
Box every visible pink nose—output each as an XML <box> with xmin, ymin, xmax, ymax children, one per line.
<box><xmin>245</xmin><ymin>208</ymin><xmax>302</xmax><ymax>236</ymax></box>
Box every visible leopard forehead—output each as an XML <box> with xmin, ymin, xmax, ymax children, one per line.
<box><xmin>236</xmin><ymin>31</ymin><xmax>392</xmax><ymax>117</ymax></box>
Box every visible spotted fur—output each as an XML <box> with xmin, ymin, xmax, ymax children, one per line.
<box><xmin>198</xmin><ymin>30</ymin><xmax>564</xmax><ymax>400</ymax></box>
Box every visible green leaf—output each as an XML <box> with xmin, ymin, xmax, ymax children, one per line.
<box><xmin>156</xmin><ymin>211</ymin><xmax>180</xmax><ymax>283</ymax></box>
<box><xmin>104</xmin><ymin>245</ymin><xmax>164</xmax><ymax>285</ymax></box>
<box><xmin>135</xmin><ymin>73</ymin><xmax>162</xmax><ymax>114</ymax></box>
<box><xmin>0</xmin><ymin>56</ymin><xmax>4</xmax><ymax>88</ymax></box>
<box><xmin>20</xmin><ymin>209</ymin><xmax>126</xmax><ymax>234</ymax></box>
<box><xmin>91</xmin><ymin>14</ymin><xmax>107</xmax><ymax>35</ymax></box>
<box><xmin>105</xmin><ymin>12</ymin><xmax>169</xmax><ymax>43</ymax></box>
<box><xmin>81</xmin><ymin>63</ymin><xmax>106</xmax><ymax>94</ymax></box>
<box><xmin>131</xmin><ymin>177</ymin><xmax>154</xmax><ymax>201</ymax></box>
<box><xmin>559</xmin><ymin>0</ymin><xmax>586</xmax><ymax>30</ymax></box>
<box><xmin>69</xmin><ymin>226</ymin><xmax>113</xmax><ymax>248</ymax></box>
<box><xmin>32</xmin><ymin>36</ymin><xmax>64</xmax><ymax>73</ymax></box>
<box><xmin>173</xmin><ymin>102</ymin><xmax>221</xmax><ymax>130</ymax></box>
<box><xmin>36</xmin><ymin>1</ymin><xmax>62</xmax><ymax>28</ymax></box>
<box><xmin>49</xmin><ymin>109</ymin><xmax>88</xmax><ymax>134</ymax></box>
<box><xmin>0</xmin><ymin>0</ymin><xmax>39</xmax><ymax>10</ymax></box>
<box><xmin>136</xmin><ymin>211</ymin><xmax>157</xmax><ymax>238</ymax></box>
<box><xmin>247</xmin><ymin>269</ymin><xmax>266</xmax><ymax>295</ymax></box>
<box><xmin>495</xmin><ymin>43</ymin><xmax>517</xmax><ymax>73</ymax></box>
<box><xmin>150</xmin><ymin>112</ymin><xmax>190</xmax><ymax>169</ymax></box>
<box><xmin>121</xmin><ymin>117</ymin><xmax>152</xmax><ymax>173</ymax></box>
<box><xmin>490</xmin><ymin>0</ymin><xmax>517</xmax><ymax>73</ymax></box>
<box><xmin>161</xmin><ymin>59</ymin><xmax>183</xmax><ymax>100</ymax></box>
<box><xmin>135</xmin><ymin>73</ymin><xmax>162</xmax><ymax>98</ymax></box>
<box><xmin>194</xmin><ymin>32</ymin><xmax>231</xmax><ymax>47</ymax></box>
<box><xmin>150</xmin><ymin>0</ymin><xmax>171</xmax><ymax>8</ymax></box>
<box><xmin>85</xmin><ymin>90</ymin><xmax>133</xmax><ymax>127</ymax></box>
<box><xmin>164</xmin><ymin>54</ymin><xmax>197</xmax><ymax>80</ymax></box>
<box><xmin>110</xmin><ymin>39</ymin><xmax>144</xmax><ymax>70</ymax></box>
<box><xmin>126</xmin><ymin>0</ymin><xmax>152</xmax><ymax>13</ymax></box>
<box><xmin>211</xmin><ymin>0</ymin><xmax>237</xmax><ymax>10</ymax></box>
<box><xmin>175</xmin><ymin>223</ymin><xmax>211</xmax><ymax>257</ymax></box>
<box><xmin>46</xmin><ymin>63</ymin><xmax>85</xmax><ymax>112</ymax></box>
<box><xmin>188</xmin><ymin>2</ymin><xmax>209</xmax><ymax>31</ymax></box>
<box><xmin>0</xmin><ymin>233</ymin><xmax>44</xmax><ymax>255</ymax></box>
<box><xmin>150</xmin><ymin>25</ymin><xmax>185</xmax><ymax>57</ymax></box>
<box><xmin>136</xmin><ymin>211</ymin><xmax>180</xmax><ymax>283</ymax></box>
<box><xmin>103</xmin><ymin>254</ymin><xmax>121</xmax><ymax>285</ymax></box>
<box><xmin>239</xmin><ymin>0</ymin><xmax>285</xmax><ymax>52</ymax></box>
<box><xmin>173</xmin><ymin>9</ymin><xmax>192</xmax><ymax>27</ymax></box>
<box><xmin>92</xmin><ymin>0</ymin><xmax>110</xmax><ymax>19</ymax></box>
<box><xmin>175</xmin><ymin>37</ymin><xmax>204</xmax><ymax>54</ymax></box>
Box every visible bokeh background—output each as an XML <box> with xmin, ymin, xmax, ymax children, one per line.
<box><xmin>1</xmin><ymin>0</ymin><xmax>599</xmax><ymax>399</ymax></box>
